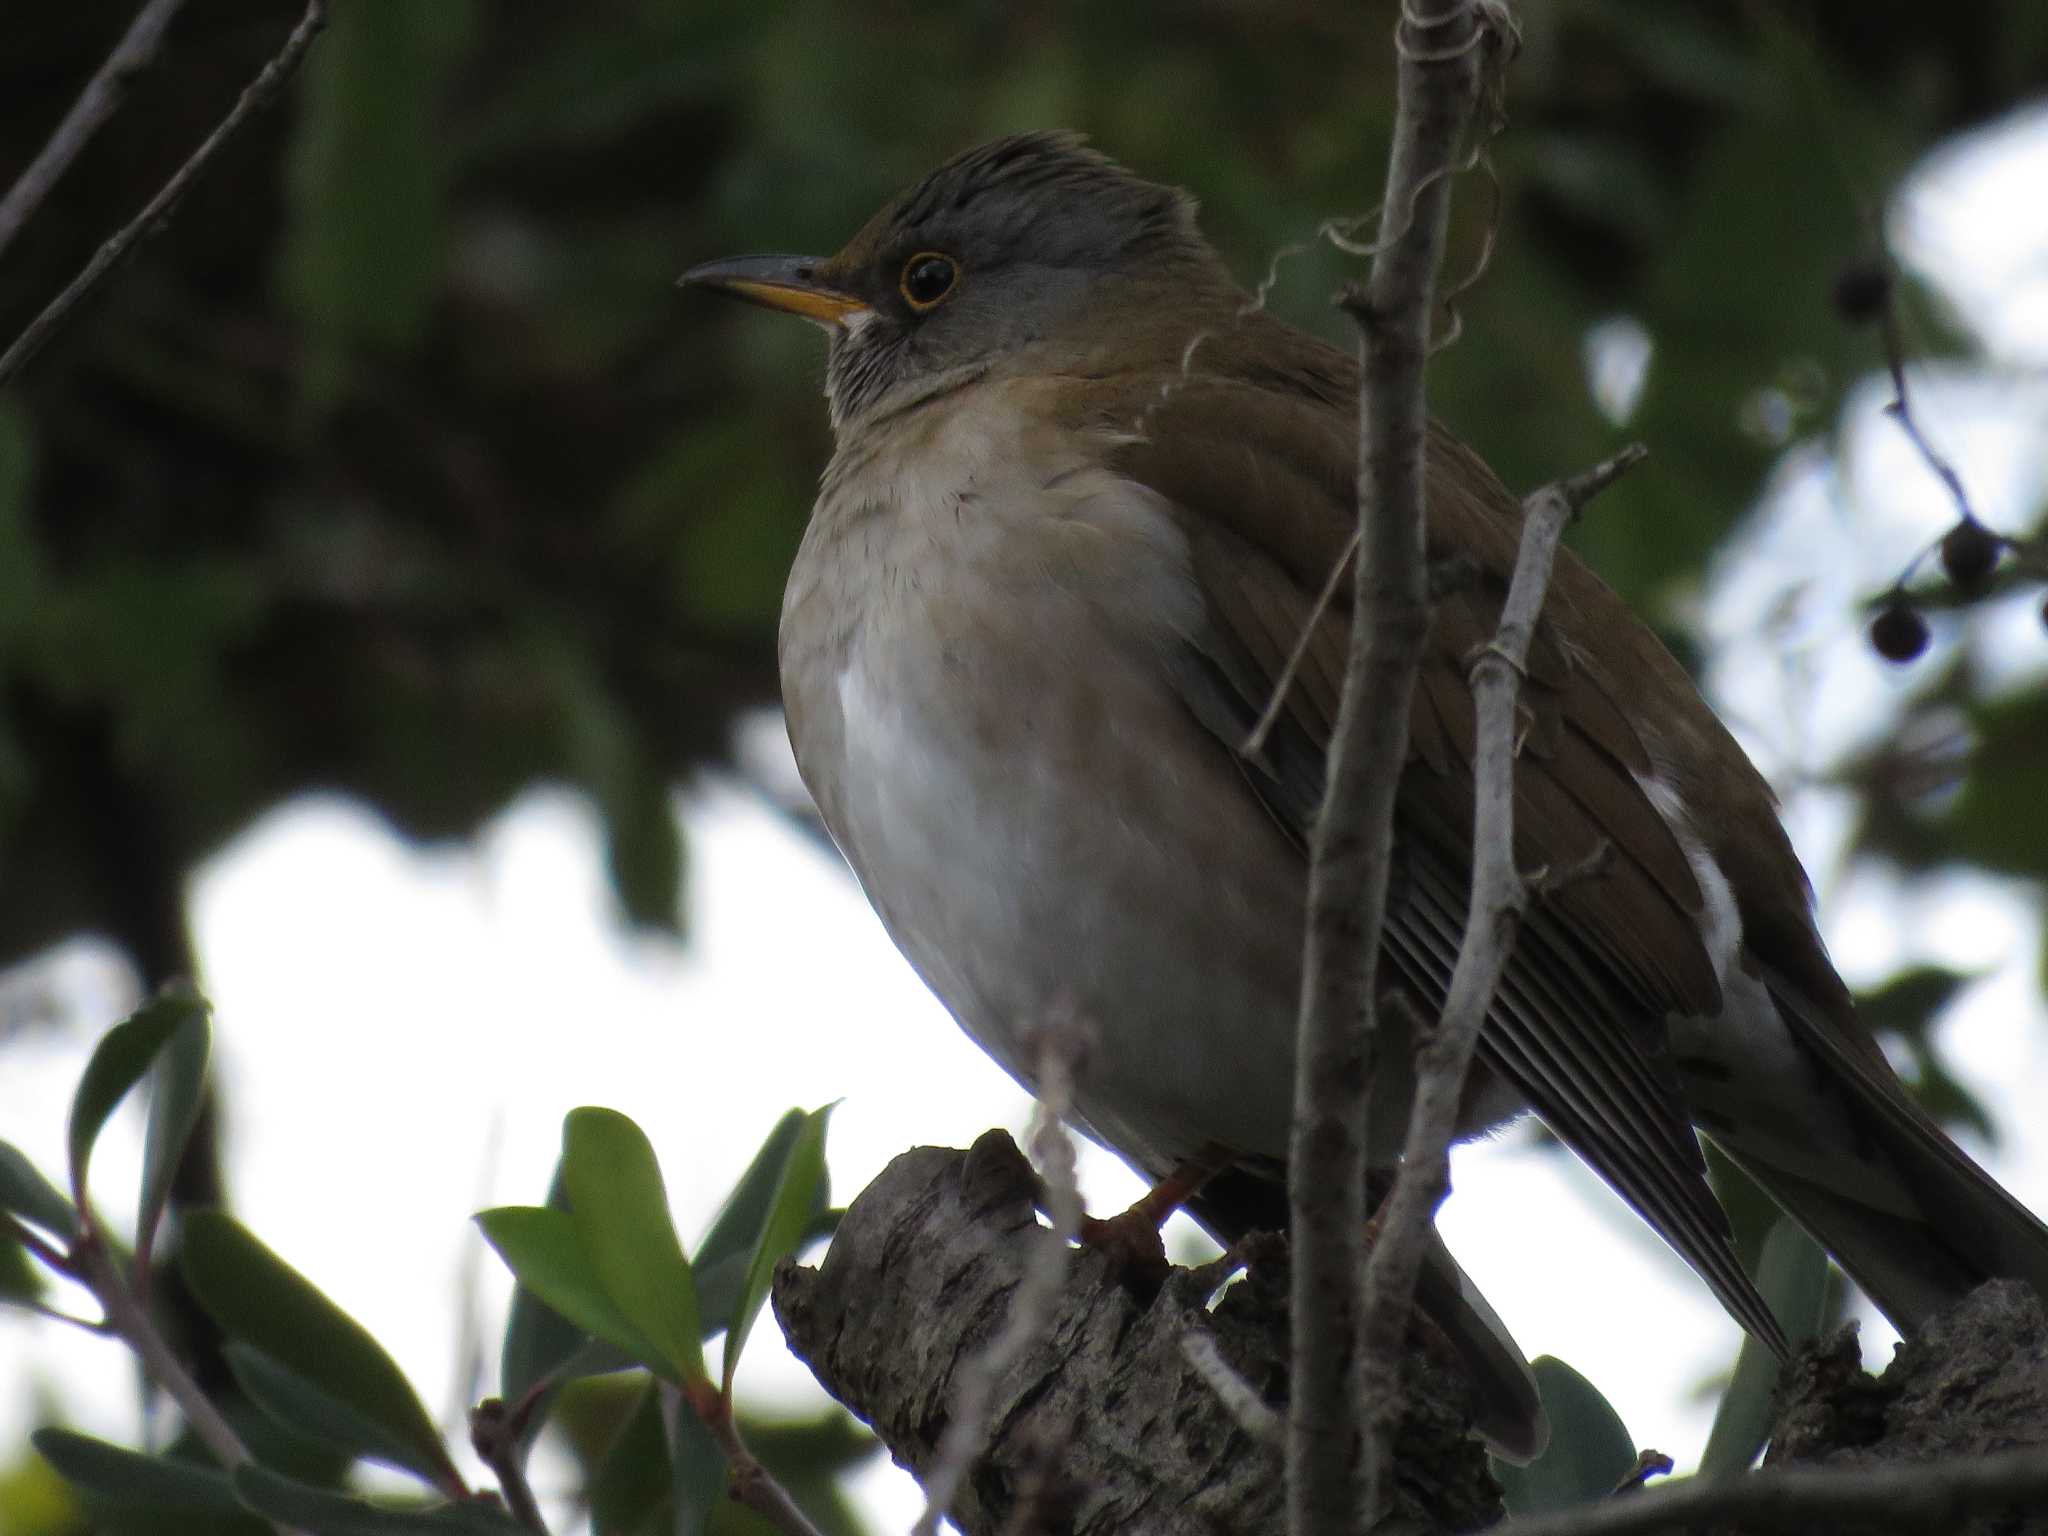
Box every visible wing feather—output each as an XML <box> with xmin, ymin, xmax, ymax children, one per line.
<box><xmin>1075</xmin><ymin>349</ymin><xmax>1787</xmax><ymax>1352</ymax></box>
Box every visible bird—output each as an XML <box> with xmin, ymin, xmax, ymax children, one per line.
<box><xmin>682</xmin><ymin>131</ymin><xmax>2048</xmax><ymax>1459</ymax></box>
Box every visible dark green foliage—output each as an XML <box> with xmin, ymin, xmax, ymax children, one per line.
<box><xmin>1490</xmin><ymin>1355</ymin><xmax>1640</xmax><ymax>1514</ymax></box>
<box><xmin>3</xmin><ymin>0</ymin><xmax>2044</xmax><ymax>974</ymax></box>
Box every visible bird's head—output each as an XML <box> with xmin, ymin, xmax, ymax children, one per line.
<box><xmin>681</xmin><ymin>132</ymin><xmax>1234</xmax><ymax>431</ymax></box>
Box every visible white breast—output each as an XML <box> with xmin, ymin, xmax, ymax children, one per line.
<box><xmin>777</xmin><ymin>384</ymin><xmax>1311</xmax><ymax>1171</ymax></box>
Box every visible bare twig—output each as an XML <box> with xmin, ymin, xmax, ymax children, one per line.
<box><xmin>0</xmin><ymin>0</ymin><xmax>327</xmax><ymax>388</ymax></box>
<box><xmin>1</xmin><ymin>1210</ymin><xmax>74</xmax><ymax>1274</ymax></box>
<box><xmin>0</xmin><ymin>0</ymin><xmax>188</xmax><ymax>261</ymax></box>
<box><xmin>1877</xmin><ymin>301</ymin><xmax>1976</xmax><ymax>529</ymax></box>
<box><xmin>1614</xmin><ymin>1449</ymin><xmax>1675</xmax><ymax>1494</ymax></box>
<box><xmin>913</xmin><ymin>1023</ymin><xmax>1085</xmax><ymax>1536</ymax></box>
<box><xmin>71</xmin><ymin>1230</ymin><xmax>254</xmax><ymax>1476</ymax></box>
<box><xmin>467</xmin><ymin>1399</ymin><xmax>548</xmax><ymax>1535</ymax></box>
<box><xmin>1182</xmin><ymin>1332</ymin><xmax>1282</xmax><ymax>1447</ymax></box>
<box><xmin>1359</xmin><ymin>442</ymin><xmax>1645</xmax><ymax>1506</ymax></box>
<box><xmin>1290</xmin><ymin>0</ymin><xmax>1485</xmax><ymax>1529</ymax></box>
<box><xmin>1496</xmin><ymin>1445</ymin><xmax>2048</xmax><ymax>1536</ymax></box>
<box><xmin>661</xmin><ymin>1383</ymin><xmax>830</xmax><ymax>1536</ymax></box>
<box><xmin>1242</xmin><ymin>527</ymin><xmax>1359</xmax><ymax>758</ymax></box>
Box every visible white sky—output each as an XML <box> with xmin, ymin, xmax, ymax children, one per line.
<box><xmin>4</xmin><ymin>101</ymin><xmax>2047</xmax><ymax>1534</ymax></box>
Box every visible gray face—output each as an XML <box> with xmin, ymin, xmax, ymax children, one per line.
<box><xmin>681</xmin><ymin>133</ymin><xmax>1231</xmax><ymax>430</ymax></box>
<box><xmin>809</xmin><ymin>133</ymin><xmax>1209</xmax><ymax>428</ymax></box>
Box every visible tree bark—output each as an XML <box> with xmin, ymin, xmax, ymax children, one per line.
<box><xmin>773</xmin><ymin>1132</ymin><xmax>1504</xmax><ymax>1536</ymax></box>
<box><xmin>772</xmin><ymin>1134</ymin><xmax>2048</xmax><ymax>1536</ymax></box>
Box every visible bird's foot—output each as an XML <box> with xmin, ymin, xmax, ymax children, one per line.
<box><xmin>1053</xmin><ymin>1148</ymin><xmax>1234</xmax><ymax>1291</ymax></box>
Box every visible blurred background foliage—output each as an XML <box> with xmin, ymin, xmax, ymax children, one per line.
<box><xmin>2</xmin><ymin>0</ymin><xmax>2043</xmax><ymax>983</ymax></box>
<box><xmin>2</xmin><ymin>0</ymin><xmax>2047</xmax><ymax>1528</ymax></box>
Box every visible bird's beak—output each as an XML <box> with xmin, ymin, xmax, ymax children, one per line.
<box><xmin>678</xmin><ymin>254</ymin><xmax>870</xmax><ymax>328</ymax></box>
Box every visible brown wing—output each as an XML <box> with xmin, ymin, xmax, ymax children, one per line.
<box><xmin>1076</xmin><ymin>336</ymin><xmax>1788</xmax><ymax>1352</ymax></box>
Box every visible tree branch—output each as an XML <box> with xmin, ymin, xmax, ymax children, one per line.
<box><xmin>1497</xmin><ymin>1447</ymin><xmax>2048</xmax><ymax>1536</ymax></box>
<box><xmin>1358</xmin><ymin>443</ymin><xmax>1646</xmax><ymax>1480</ymax></box>
<box><xmin>912</xmin><ymin>1027</ymin><xmax>1083</xmax><ymax>1536</ymax></box>
<box><xmin>773</xmin><ymin>1134</ymin><xmax>1501</xmax><ymax>1536</ymax></box>
<box><xmin>1292</xmin><ymin>2</ymin><xmax>1484</xmax><ymax>1528</ymax></box>
<box><xmin>0</xmin><ymin>0</ymin><xmax>188</xmax><ymax>262</ymax></box>
<box><xmin>1501</xmin><ymin>1285</ymin><xmax>2048</xmax><ymax>1535</ymax></box>
<box><xmin>0</xmin><ymin>0</ymin><xmax>327</xmax><ymax>388</ymax></box>
<box><xmin>777</xmin><ymin>1142</ymin><xmax>2048</xmax><ymax>1536</ymax></box>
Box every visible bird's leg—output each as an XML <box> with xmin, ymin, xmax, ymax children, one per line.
<box><xmin>1041</xmin><ymin>1146</ymin><xmax>1235</xmax><ymax>1288</ymax></box>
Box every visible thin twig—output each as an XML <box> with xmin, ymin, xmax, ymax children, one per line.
<box><xmin>13</xmin><ymin>1299</ymin><xmax>116</xmax><ymax>1334</ymax></box>
<box><xmin>1290</xmin><ymin>1</ymin><xmax>1485</xmax><ymax>1531</ymax></box>
<box><xmin>0</xmin><ymin>0</ymin><xmax>328</xmax><ymax>388</ymax></box>
<box><xmin>467</xmin><ymin>1399</ymin><xmax>548</xmax><ymax>1534</ymax></box>
<box><xmin>1877</xmin><ymin>288</ymin><xmax>1976</xmax><ymax>529</ymax></box>
<box><xmin>674</xmin><ymin>1388</ymin><xmax>829</xmax><ymax>1536</ymax></box>
<box><xmin>1</xmin><ymin>1210</ymin><xmax>75</xmax><ymax>1275</ymax></box>
<box><xmin>72</xmin><ymin>1230</ymin><xmax>252</xmax><ymax>1475</ymax></box>
<box><xmin>0</xmin><ymin>0</ymin><xmax>189</xmax><ymax>261</ymax></box>
<box><xmin>1358</xmin><ymin>443</ymin><xmax>1644</xmax><ymax>1501</ymax></box>
<box><xmin>913</xmin><ymin>1020</ymin><xmax>1085</xmax><ymax>1536</ymax></box>
<box><xmin>1182</xmin><ymin>1332</ymin><xmax>1282</xmax><ymax>1447</ymax></box>
<box><xmin>1242</xmin><ymin>527</ymin><xmax>1359</xmax><ymax>757</ymax></box>
<box><xmin>1496</xmin><ymin>1445</ymin><xmax>2048</xmax><ymax>1536</ymax></box>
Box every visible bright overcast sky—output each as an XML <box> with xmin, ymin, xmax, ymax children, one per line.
<box><xmin>4</xmin><ymin>103</ymin><xmax>2047</xmax><ymax>1534</ymax></box>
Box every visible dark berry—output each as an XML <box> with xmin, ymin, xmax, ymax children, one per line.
<box><xmin>1939</xmin><ymin>519</ymin><xmax>2002</xmax><ymax>595</ymax></box>
<box><xmin>1870</xmin><ymin>600</ymin><xmax>1930</xmax><ymax>663</ymax></box>
<box><xmin>1833</xmin><ymin>260</ymin><xmax>1892</xmax><ymax>325</ymax></box>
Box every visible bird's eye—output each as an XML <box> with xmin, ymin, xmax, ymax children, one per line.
<box><xmin>899</xmin><ymin>252</ymin><xmax>959</xmax><ymax>310</ymax></box>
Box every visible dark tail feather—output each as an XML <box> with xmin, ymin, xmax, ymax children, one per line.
<box><xmin>1710</xmin><ymin>980</ymin><xmax>2048</xmax><ymax>1334</ymax></box>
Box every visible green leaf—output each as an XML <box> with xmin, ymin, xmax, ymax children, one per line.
<box><xmin>67</xmin><ymin>985</ymin><xmax>209</xmax><ymax>1211</ymax></box>
<box><xmin>0</xmin><ymin>1140</ymin><xmax>77</xmax><ymax>1240</ymax></box>
<box><xmin>694</xmin><ymin>1110</ymin><xmax>805</xmax><ymax>1282</ymax></box>
<box><xmin>495</xmin><ymin>1161</ymin><xmax>651</xmax><ymax>1428</ymax></box>
<box><xmin>1699</xmin><ymin>1219</ymin><xmax>1830</xmax><ymax>1476</ymax></box>
<box><xmin>477</xmin><ymin>1206</ymin><xmax>672</xmax><ymax>1379</ymax></box>
<box><xmin>135</xmin><ymin>994</ymin><xmax>212</xmax><ymax>1271</ymax></box>
<box><xmin>0</xmin><ymin>1223</ymin><xmax>42</xmax><ymax>1303</ymax></box>
<box><xmin>694</xmin><ymin>1111</ymin><xmax>809</xmax><ymax>1336</ymax></box>
<box><xmin>180</xmin><ymin>1210</ymin><xmax>460</xmax><ymax>1495</ymax></box>
<box><xmin>561</xmin><ymin>1108</ymin><xmax>705</xmax><ymax>1386</ymax></box>
<box><xmin>226</xmin><ymin>1342</ymin><xmax>446</xmax><ymax>1486</ymax></box>
<box><xmin>498</xmin><ymin>1163</ymin><xmax>581</xmax><ymax>1415</ymax></box>
<box><xmin>723</xmin><ymin>1105</ymin><xmax>832</xmax><ymax>1390</ymax></box>
<box><xmin>664</xmin><ymin>1382</ymin><xmax>728</xmax><ymax>1536</ymax></box>
<box><xmin>230</xmin><ymin>1464</ymin><xmax>525</xmax><ymax>1534</ymax></box>
<box><xmin>31</xmin><ymin>1429</ymin><xmax>243</xmax><ymax>1514</ymax></box>
<box><xmin>1490</xmin><ymin>1356</ymin><xmax>1639</xmax><ymax>1516</ymax></box>
<box><xmin>587</xmin><ymin>1379</ymin><xmax>671</xmax><ymax>1536</ymax></box>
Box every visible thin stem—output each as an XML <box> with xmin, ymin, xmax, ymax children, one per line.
<box><xmin>1359</xmin><ymin>444</ymin><xmax>1646</xmax><ymax>1481</ymax></box>
<box><xmin>1289</xmin><ymin>3</ymin><xmax>1483</xmax><ymax>1531</ymax></box>
<box><xmin>0</xmin><ymin>0</ymin><xmax>189</xmax><ymax>261</ymax></box>
<box><xmin>2</xmin><ymin>1210</ymin><xmax>77</xmax><ymax>1276</ymax></box>
<box><xmin>671</xmin><ymin>1385</ymin><xmax>829</xmax><ymax>1536</ymax></box>
<box><xmin>0</xmin><ymin>0</ymin><xmax>328</xmax><ymax>388</ymax></box>
<box><xmin>72</xmin><ymin>1229</ymin><xmax>251</xmax><ymax>1472</ymax></box>
<box><xmin>468</xmin><ymin>1398</ymin><xmax>549</xmax><ymax>1534</ymax></box>
<box><xmin>1182</xmin><ymin>1332</ymin><xmax>1282</xmax><ymax>1447</ymax></box>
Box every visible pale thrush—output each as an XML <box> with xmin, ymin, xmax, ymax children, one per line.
<box><xmin>684</xmin><ymin>132</ymin><xmax>2048</xmax><ymax>1459</ymax></box>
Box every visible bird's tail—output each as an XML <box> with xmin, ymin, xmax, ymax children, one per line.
<box><xmin>1689</xmin><ymin>977</ymin><xmax>2048</xmax><ymax>1334</ymax></box>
